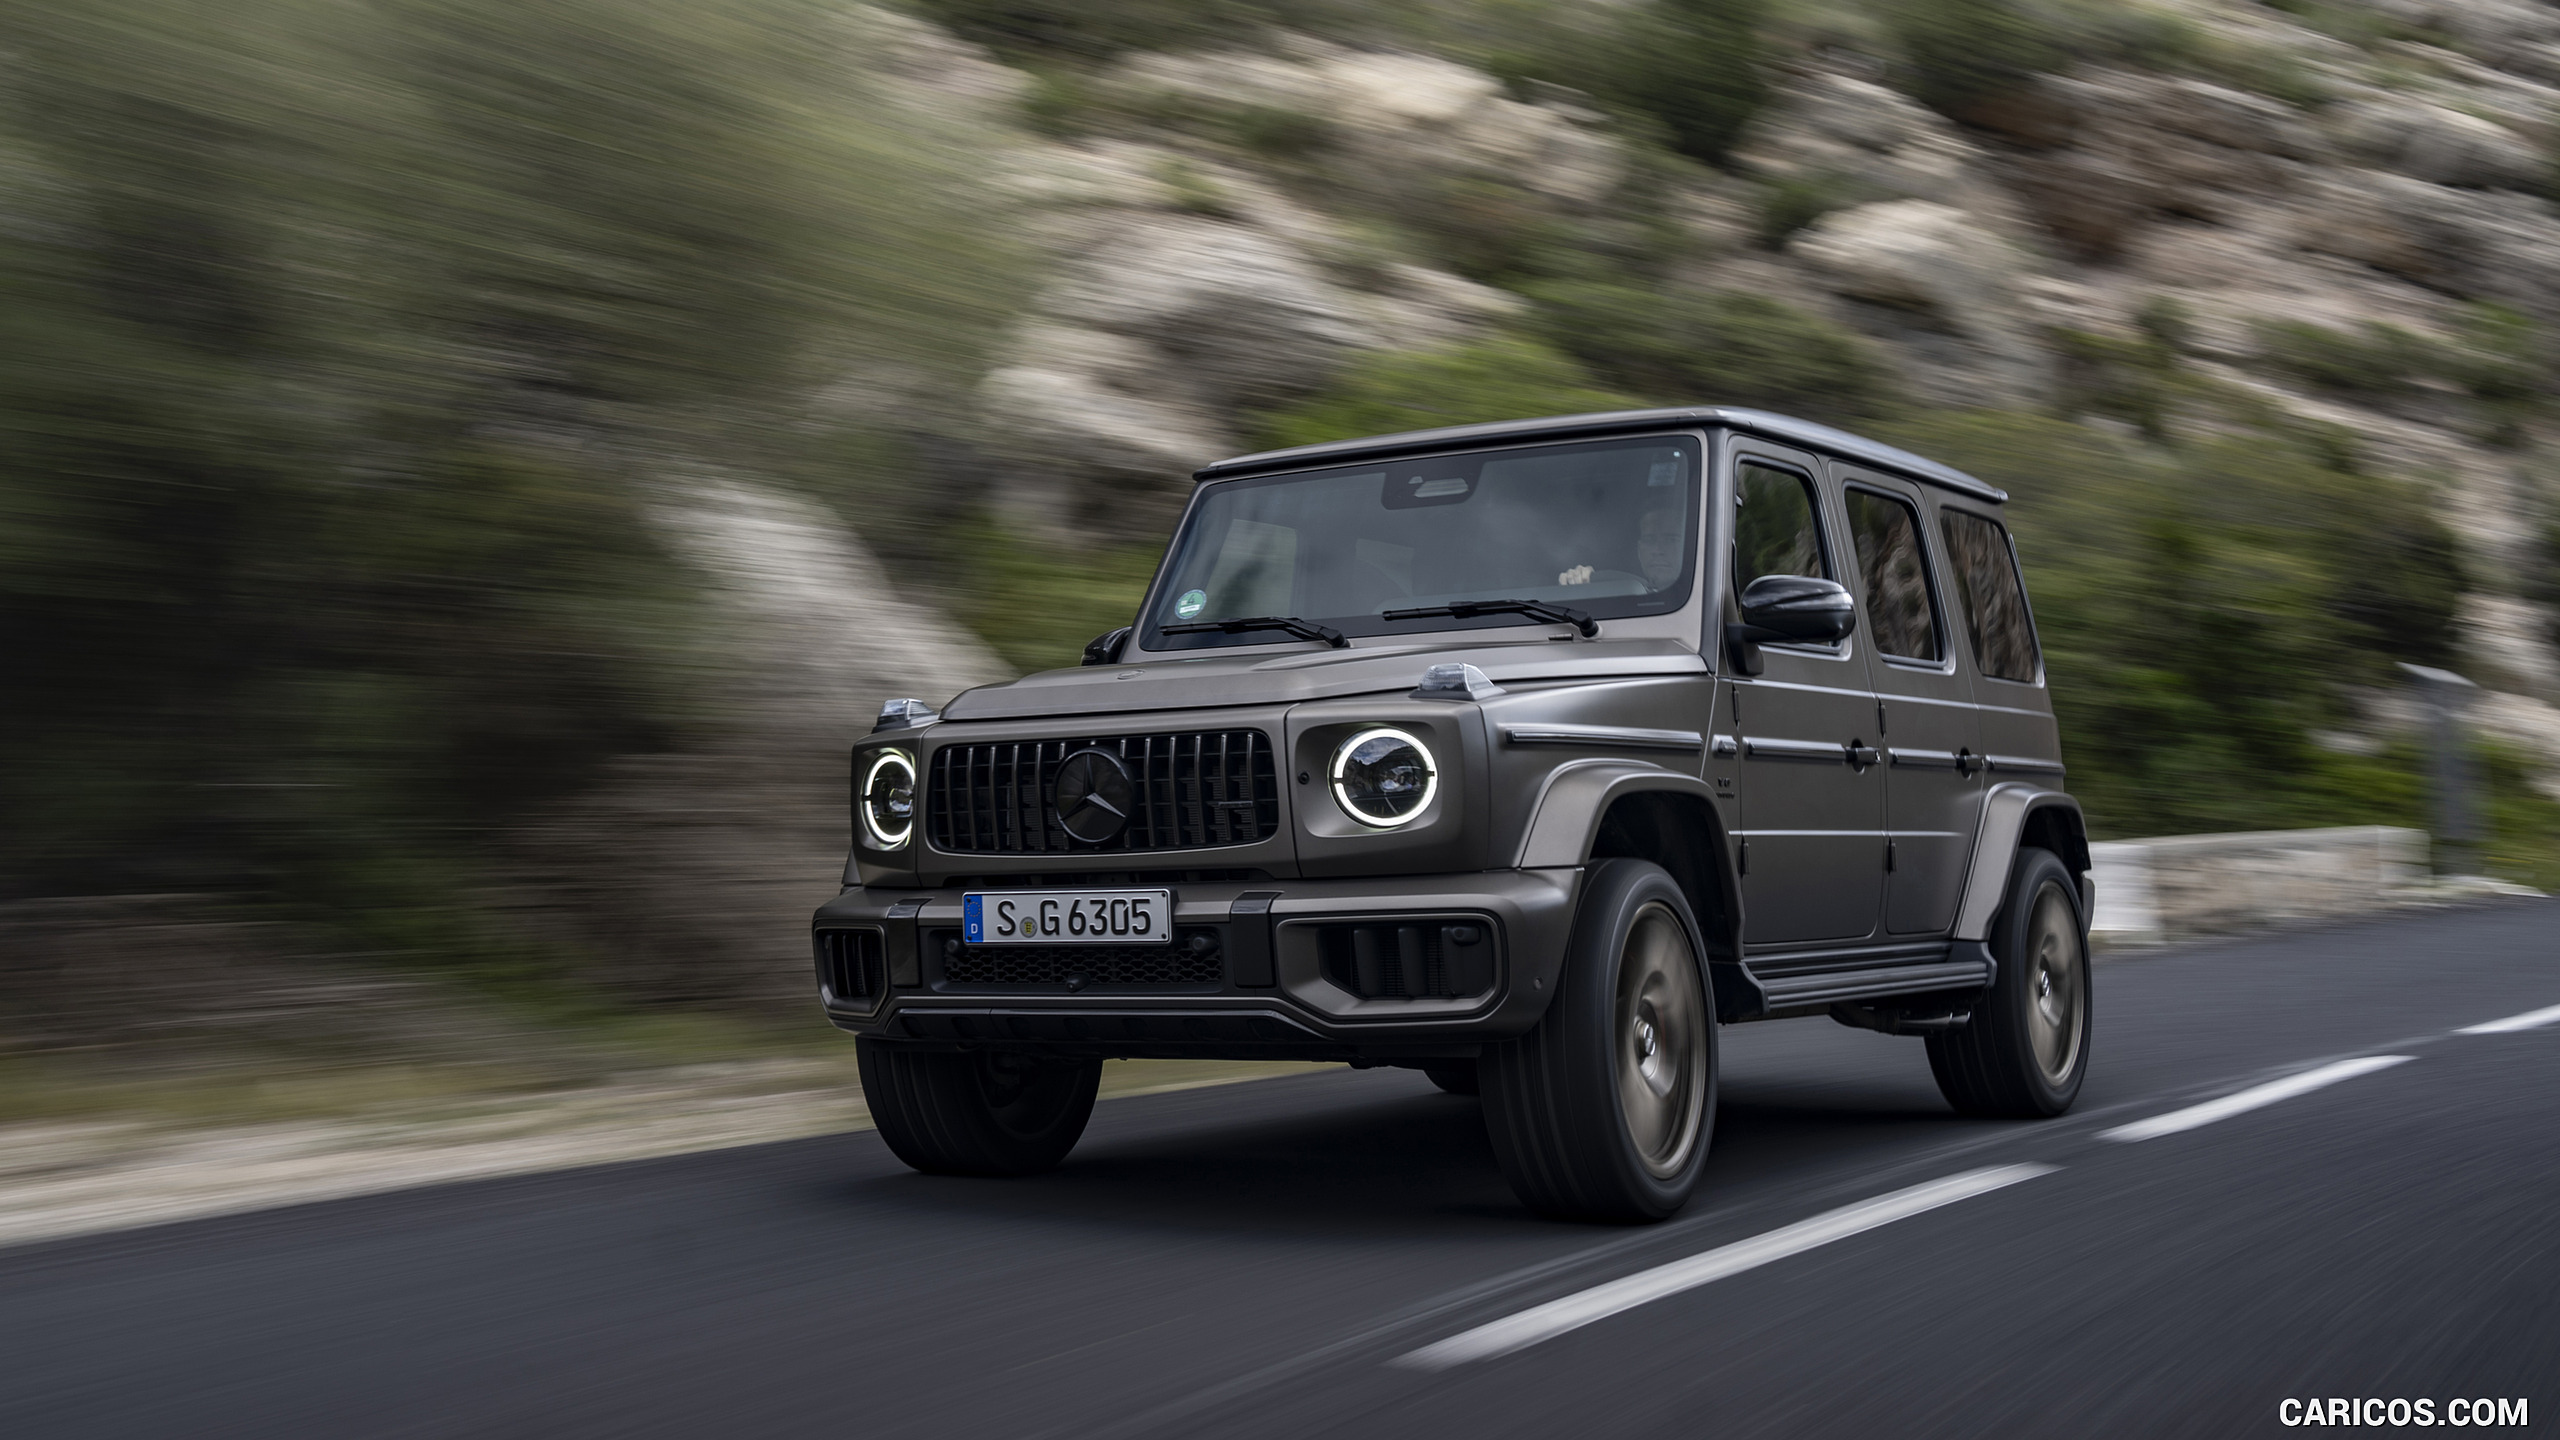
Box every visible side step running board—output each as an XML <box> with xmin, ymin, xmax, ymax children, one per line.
<box><xmin>1748</xmin><ymin>954</ymin><xmax>1994</xmax><ymax>1012</ymax></box>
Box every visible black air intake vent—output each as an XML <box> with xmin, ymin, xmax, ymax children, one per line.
<box><xmin>1316</xmin><ymin>922</ymin><xmax>1494</xmax><ymax>1000</ymax></box>
<box><xmin>815</xmin><ymin>929</ymin><xmax>886</xmax><ymax>1008</ymax></box>
<box><xmin>927</xmin><ymin>731</ymin><xmax>1279</xmax><ymax>854</ymax></box>
<box><xmin>928</xmin><ymin>928</ymin><xmax>1225</xmax><ymax>989</ymax></box>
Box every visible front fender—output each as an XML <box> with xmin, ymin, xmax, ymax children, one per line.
<box><xmin>1516</xmin><ymin>760</ymin><xmax>1758</xmax><ymax>1018</ymax></box>
<box><xmin>1953</xmin><ymin>783</ymin><xmax>2089</xmax><ymax>941</ymax></box>
<box><xmin>1515</xmin><ymin>759</ymin><xmax>1716</xmax><ymax>868</ymax></box>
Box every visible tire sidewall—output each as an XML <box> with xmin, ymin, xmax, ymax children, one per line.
<box><xmin>1557</xmin><ymin>859</ymin><xmax>1719</xmax><ymax>1217</ymax></box>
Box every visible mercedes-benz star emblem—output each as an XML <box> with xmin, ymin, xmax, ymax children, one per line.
<box><xmin>1053</xmin><ymin>749</ymin><xmax>1135</xmax><ymax>845</ymax></box>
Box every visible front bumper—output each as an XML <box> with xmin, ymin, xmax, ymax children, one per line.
<box><xmin>811</xmin><ymin>869</ymin><xmax>1582</xmax><ymax>1060</ymax></box>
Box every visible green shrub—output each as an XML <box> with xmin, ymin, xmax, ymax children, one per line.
<box><xmin>2133</xmin><ymin>295</ymin><xmax>2194</xmax><ymax>351</ymax></box>
<box><xmin>2253</xmin><ymin>307</ymin><xmax>2546</xmax><ymax>441</ymax></box>
<box><xmin>2447</xmin><ymin>303</ymin><xmax>2543</xmax><ymax>403</ymax></box>
<box><xmin>1154</xmin><ymin>156</ymin><xmax>1236</xmax><ymax>217</ymax></box>
<box><xmin>1598</xmin><ymin>0</ymin><xmax>1772</xmax><ymax>164</ymax></box>
<box><xmin>908</xmin><ymin>0</ymin><xmax>1430</xmax><ymax>61</ymax></box>
<box><xmin>1476</xmin><ymin>0</ymin><xmax>1770</xmax><ymax>166</ymax></box>
<box><xmin>2253</xmin><ymin>318</ymin><xmax>2439</xmax><ymax>394</ymax></box>
<box><xmin>1400</xmin><ymin>174</ymin><xmax>1592</xmax><ymax>285</ymax></box>
<box><xmin>953</xmin><ymin>522</ymin><xmax>1165</xmax><ymax>674</ymax></box>
<box><xmin>1020</xmin><ymin>68</ymin><xmax>1105</xmax><ymax>137</ymax></box>
<box><xmin>1883</xmin><ymin>0</ymin><xmax>2067</xmax><ymax>120</ymax></box>
<box><xmin>1223</xmin><ymin>105</ymin><xmax>1335</xmax><ymax>160</ymax></box>
<box><xmin>1250</xmin><ymin>337</ymin><xmax>1632</xmax><ymax>450</ymax></box>
<box><xmin>1522</xmin><ymin>281</ymin><xmax>1901</xmax><ymax>422</ymax></box>
<box><xmin>0</xmin><ymin>0</ymin><xmax>1018</xmax><ymax>918</ymax></box>
<box><xmin>1754</xmin><ymin>172</ymin><xmax>1868</xmax><ymax>247</ymax></box>
<box><xmin>2053</xmin><ymin>327</ymin><xmax>2181</xmax><ymax>438</ymax></box>
<box><xmin>905</xmin><ymin>0</ymin><xmax>1230</xmax><ymax>59</ymax></box>
<box><xmin>2259</xmin><ymin>0</ymin><xmax>2451</xmax><ymax>50</ymax></box>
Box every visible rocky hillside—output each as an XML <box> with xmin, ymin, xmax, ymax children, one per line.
<box><xmin>860</xmin><ymin>0</ymin><xmax>2560</xmax><ymax>797</ymax></box>
<box><xmin>11</xmin><ymin>0</ymin><xmax>2560</xmax><ymax>1036</ymax></box>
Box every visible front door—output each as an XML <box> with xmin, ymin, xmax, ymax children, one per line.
<box><xmin>1727</xmin><ymin>444</ymin><xmax>1883</xmax><ymax>946</ymax></box>
<box><xmin>1835</xmin><ymin>466</ymin><xmax>1982</xmax><ymax>935</ymax></box>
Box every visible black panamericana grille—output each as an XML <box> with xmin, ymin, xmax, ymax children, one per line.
<box><xmin>930</xmin><ymin>927</ymin><xmax>1225</xmax><ymax>989</ymax></box>
<box><xmin>927</xmin><ymin>731</ymin><xmax>1279</xmax><ymax>854</ymax></box>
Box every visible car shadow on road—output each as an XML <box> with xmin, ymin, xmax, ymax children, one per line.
<box><xmin>821</xmin><ymin>1049</ymin><xmax>1993</xmax><ymax>1240</ymax></box>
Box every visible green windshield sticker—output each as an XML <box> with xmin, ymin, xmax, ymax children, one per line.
<box><xmin>1175</xmin><ymin>588</ymin><xmax>1207</xmax><ymax>619</ymax></box>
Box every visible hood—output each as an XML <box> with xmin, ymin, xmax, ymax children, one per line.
<box><xmin>939</xmin><ymin>638</ymin><xmax>1711</xmax><ymax>722</ymax></box>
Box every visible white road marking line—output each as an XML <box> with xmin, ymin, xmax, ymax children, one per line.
<box><xmin>2459</xmin><ymin>1003</ymin><xmax>2560</xmax><ymax>1035</ymax></box>
<box><xmin>2097</xmin><ymin>1056</ymin><xmax>2415</xmax><ymax>1143</ymax></box>
<box><xmin>1391</xmin><ymin>1164</ymin><xmax>2058</xmax><ymax>1371</ymax></box>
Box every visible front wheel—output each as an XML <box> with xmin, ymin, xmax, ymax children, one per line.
<box><xmin>1481</xmin><ymin>859</ymin><xmax>1717</xmax><ymax>1223</ymax></box>
<box><xmin>857</xmin><ymin>1041</ymin><xmax>1101</xmax><ymax>1176</ymax></box>
<box><xmin>1927</xmin><ymin>847</ymin><xmax>2091</xmax><ymax>1117</ymax></box>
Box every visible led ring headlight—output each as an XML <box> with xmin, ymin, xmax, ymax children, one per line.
<box><xmin>860</xmin><ymin>750</ymin><xmax>916</xmax><ymax>849</ymax></box>
<box><xmin>1329</xmin><ymin>727</ymin><xmax>1437</xmax><ymax>829</ymax></box>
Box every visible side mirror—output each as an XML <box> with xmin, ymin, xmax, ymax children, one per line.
<box><xmin>1081</xmin><ymin>626</ymin><xmax>1132</xmax><ymax>667</ymax></box>
<box><xmin>1732</xmin><ymin>574</ymin><xmax>1856</xmax><ymax>645</ymax></box>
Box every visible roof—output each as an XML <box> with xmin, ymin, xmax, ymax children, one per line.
<box><xmin>1193</xmin><ymin>407</ymin><xmax>2009</xmax><ymax>504</ymax></box>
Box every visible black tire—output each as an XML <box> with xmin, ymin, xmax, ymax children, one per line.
<box><xmin>1423</xmin><ymin>1061</ymin><xmax>1479</xmax><ymax>1096</ymax></box>
<box><xmin>1481</xmin><ymin>859</ymin><xmax>1717</xmax><ymax>1223</ymax></box>
<box><xmin>857</xmin><ymin>1040</ymin><xmax>1101</xmax><ymax>1177</ymax></box>
<box><xmin>1927</xmin><ymin>847</ymin><xmax>2092</xmax><ymax>1118</ymax></box>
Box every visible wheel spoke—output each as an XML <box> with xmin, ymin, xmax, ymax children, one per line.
<box><xmin>2025</xmin><ymin>884</ymin><xmax>2082</xmax><ymax>1083</ymax></box>
<box><xmin>1614</xmin><ymin>904</ymin><xmax>1705</xmax><ymax>1178</ymax></box>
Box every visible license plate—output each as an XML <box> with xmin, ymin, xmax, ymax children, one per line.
<box><xmin>963</xmin><ymin>889</ymin><xmax>1172</xmax><ymax>946</ymax></box>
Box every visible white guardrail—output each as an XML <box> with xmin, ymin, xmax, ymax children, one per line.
<box><xmin>2087</xmin><ymin>826</ymin><xmax>2437</xmax><ymax>946</ymax></box>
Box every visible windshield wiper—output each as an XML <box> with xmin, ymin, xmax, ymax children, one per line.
<box><xmin>1162</xmin><ymin>615</ymin><xmax>1349</xmax><ymax>648</ymax></box>
<box><xmin>1380</xmin><ymin>599</ymin><xmax>1598</xmax><ymax>637</ymax></box>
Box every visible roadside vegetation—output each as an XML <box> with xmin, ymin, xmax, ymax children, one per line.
<box><xmin>3</xmin><ymin>0</ymin><xmax>2556</xmax><ymax>1129</ymax></box>
<box><xmin>0</xmin><ymin>0</ymin><xmax>1021</xmax><ymax>1077</ymax></box>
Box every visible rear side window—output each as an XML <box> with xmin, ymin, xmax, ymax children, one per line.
<box><xmin>1940</xmin><ymin>510</ymin><xmax>2040</xmax><ymax>682</ymax></box>
<box><xmin>1734</xmin><ymin>462</ymin><xmax>1829</xmax><ymax>592</ymax></box>
<box><xmin>1844</xmin><ymin>488</ymin><xmax>1942</xmax><ymax>662</ymax></box>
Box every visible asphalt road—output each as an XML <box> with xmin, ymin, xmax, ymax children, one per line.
<box><xmin>6</xmin><ymin>901</ymin><xmax>2556</xmax><ymax>1438</ymax></box>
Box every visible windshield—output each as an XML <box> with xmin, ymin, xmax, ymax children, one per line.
<box><xmin>1143</xmin><ymin>434</ymin><xmax>1701</xmax><ymax>651</ymax></box>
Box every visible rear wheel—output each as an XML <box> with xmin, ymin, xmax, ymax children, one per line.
<box><xmin>1927</xmin><ymin>847</ymin><xmax>2090</xmax><ymax>1117</ymax></box>
<box><xmin>1481</xmin><ymin>859</ymin><xmax>1716</xmax><ymax>1223</ymax></box>
<box><xmin>1422</xmin><ymin>1061</ymin><xmax>1479</xmax><ymax>1096</ymax></box>
<box><xmin>857</xmin><ymin>1041</ymin><xmax>1101</xmax><ymax>1176</ymax></box>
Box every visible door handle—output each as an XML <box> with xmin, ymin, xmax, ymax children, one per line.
<box><xmin>1742</xmin><ymin>736</ymin><xmax>1846</xmax><ymax>763</ymax></box>
<box><xmin>1847</xmin><ymin>742</ymin><xmax>1880</xmax><ymax>771</ymax></box>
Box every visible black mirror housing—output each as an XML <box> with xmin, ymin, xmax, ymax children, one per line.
<box><xmin>1733</xmin><ymin>574</ymin><xmax>1856</xmax><ymax>645</ymax></box>
<box><xmin>1081</xmin><ymin>626</ymin><xmax>1132</xmax><ymax>667</ymax></box>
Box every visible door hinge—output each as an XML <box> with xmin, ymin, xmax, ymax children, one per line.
<box><xmin>1877</xmin><ymin>700</ymin><xmax>1888</xmax><ymax>734</ymax></box>
<box><xmin>1738</xmin><ymin>836</ymin><xmax>1750</xmax><ymax>875</ymax></box>
<box><xmin>1885</xmin><ymin>837</ymin><xmax>1897</xmax><ymax>873</ymax></box>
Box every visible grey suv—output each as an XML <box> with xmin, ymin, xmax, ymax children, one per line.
<box><xmin>814</xmin><ymin>408</ymin><xmax>2091</xmax><ymax>1223</ymax></box>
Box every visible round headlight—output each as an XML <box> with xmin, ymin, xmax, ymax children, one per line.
<box><xmin>1330</xmin><ymin>727</ymin><xmax>1437</xmax><ymax>829</ymax></box>
<box><xmin>860</xmin><ymin>750</ymin><xmax>916</xmax><ymax>849</ymax></box>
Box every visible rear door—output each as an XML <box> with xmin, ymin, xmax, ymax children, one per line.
<box><xmin>1727</xmin><ymin>442</ymin><xmax>1883</xmax><ymax>945</ymax></box>
<box><xmin>1834</xmin><ymin>465</ymin><xmax>1981</xmax><ymax>936</ymax></box>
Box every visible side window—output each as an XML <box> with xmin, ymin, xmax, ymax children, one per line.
<box><xmin>1733</xmin><ymin>462</ymin><xmax>1829</xmax><ymax>595</ymax></box>
<box><xmin>1844</xmin><ymin>488</ymin><xmax>1942</xmax><ymax>663</ymax></box>
<box><xmin>1940</xmin><ymin>510</ymin><xmax>2040</xmax><ymax>682</ymax></box>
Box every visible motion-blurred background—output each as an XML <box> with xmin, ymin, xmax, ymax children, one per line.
<box><xmin>5</xmin><ymin>0</ymin><xmax>2559</xmax><ymax>1158</ymax></box>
